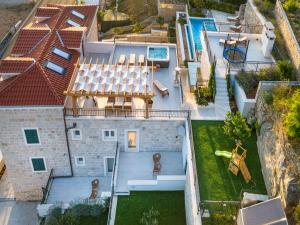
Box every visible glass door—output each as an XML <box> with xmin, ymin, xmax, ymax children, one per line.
<box><xmin>125</xmin><ymin>130</ymin><xmax>139</xmax><ymax>152</ymax></box>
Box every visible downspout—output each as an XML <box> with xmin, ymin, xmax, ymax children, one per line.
<box><xmin>59</xmin><ymin>108</ymin><xmax>74</xmax><ymax>178</ymax></box>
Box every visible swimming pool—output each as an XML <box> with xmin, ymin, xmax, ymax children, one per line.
<box><xmin>185</xmin><ymin>24</ymin><xmax>194</xmax><ymax>60</ymax></box>
<box><xmin>189</xmin><ymin>17</ymin><xmax>217</xmax><ymax>52</ymax></box>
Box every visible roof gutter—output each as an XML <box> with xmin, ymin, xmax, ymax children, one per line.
<box><xmin>58</xmin><ymin>108</ymin><xmax>74</xmax><ymax>178</ymax></box>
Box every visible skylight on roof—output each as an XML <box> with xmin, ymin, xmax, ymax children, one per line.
<box><xmin>66</xmin><ymin>19</ymin><xmax>81</xmax><ymax>27</ymax></box>
<box><xmin>52</xmin><ymin>47</ymin><xmax>71</xmax><ymax>60</ymax></box>
<box><xmin>71</xmin><ymin>10</ymin><xmax>85</xmax><ymax>20</ymax></box>
<box><xmin>45</xmin><ymin>61</ymin><xmax>66</xmax><ymax>75</ymax></box>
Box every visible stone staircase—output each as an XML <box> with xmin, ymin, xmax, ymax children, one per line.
<box><xmin>214</xmin><ymin>64</ymin><xmax>231</xmax><ymax>119</ymax></box>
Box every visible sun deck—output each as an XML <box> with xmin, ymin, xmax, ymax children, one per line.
<box><xmin>115</xmin><ymin>151</ymin><xmax>185</xmax><ymax>193</ymax></box>
<box><xmin>46</xmin><ymin>176</ymin><xmax>112</xmax><ymax>204</ymax></box>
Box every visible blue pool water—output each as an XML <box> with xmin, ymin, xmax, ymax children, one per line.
<box><xmin>148</xmin><ymin>47</ymin><xmax>168</xmax><ymax>59</ymax></box>
<box><xmin>189</xmin><ymin>18</ymin><xmax>217</xmax><ymax>51</ymax></box>
<box><xmin>185</xmin><ymin>25</ymin><xmax>194</xmax><ymax>60</ymax></box>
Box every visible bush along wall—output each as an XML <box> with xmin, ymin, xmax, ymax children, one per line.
<box><xmin>208</xmin><ymin>61</ymin><xmax>216</xmax><ymax>102</ymax></box>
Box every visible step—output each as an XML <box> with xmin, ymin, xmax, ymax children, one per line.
<box><xmin>216</xmin><ymin>90</ymin><xmax>228</xmax><ymax>95</ymax></box>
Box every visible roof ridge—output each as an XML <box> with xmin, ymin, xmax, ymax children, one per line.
<box><xmin>34</xmin><ymin>63</ymin><xmax>62</xmax><ymax>104</ymax></box>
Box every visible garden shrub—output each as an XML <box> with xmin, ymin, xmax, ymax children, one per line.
<box><xmin>208</xmin><ymin>62</ymin><xmax>216</xmax><ymax>100</ymax></box>
<box><xmin>45</xmin><ymin>207</ymin><xmax>78</xmax><ymax>225</ymax></box>
<box><xmin>294</xmin><ymin>202</ymin><xmax>300</xmax><ymax>224</ymax></box>
<box><xmin>283</xmin><ymin>90</ymin><xmax>300</xmax><ymax>142</ymax></box>
<box><xmin>223</xmin><ymin>112</ymin><xmax>251</xmax><ymax>141</ymax></box>
<box><xmin>236</xmin><ymin>71</ymin><xmax>258</xmax><ymax>96</ymax></box>
<box><xmin>262</xmin><ymin>91</ymin><xmax>273</xmax><ymax>105</ymax></box>
<box><xmin>177</xmin><ymin>17</ymin><xmax>186</xmax><ymax>25</ymax></box>
<box><xmin>194</xmin><ymin>87</ymin><xmax>210</xmax><ymax>106</ymax></box>
<box><xmin>206</xmin><ymin>1</ymin><xmax>237</xmax><ymax>14</ymax></box>
<box><xmin>276</xmin><ymin>60</ymin><xmax>296</xmax><ymax>81</ymax></box>
<box><xmin>70</xmin><ymin>203</ymin><xmax>102</xmax><ymax>218</ymax></box>
<box><xmin>226</xmin><ymin>74</ymin><xmax>233</xmax><ymax>100</ymax></box>
<box><xmin>283</xmin><ymin>0</ymin><xmax>298</xmax><ymax>12</ymax></box>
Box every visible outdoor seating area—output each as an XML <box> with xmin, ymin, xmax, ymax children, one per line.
<box><xmin>46</xmin><ymin>176</ymin><xmax>112</xmax><ymax>204</ymax></box>
<box><xmin>115</xmin><ymin>151</ymin><xmax>185</xmax><ymax>193</ymax></box>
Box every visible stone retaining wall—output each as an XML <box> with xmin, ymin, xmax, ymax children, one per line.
<box><xmin>158</xmin><ymin>0</ymin><xmax>186</xmax><ymax>18</ymax></box>
<box><xmin>243</xmin><ymin>0</ymin><xmax>265</xmax><ymax>34</ymax></box>
<box><xmin>274</xmin><ymin>0</ymin><xmax>300</xmax><ymax>79</ymax></box>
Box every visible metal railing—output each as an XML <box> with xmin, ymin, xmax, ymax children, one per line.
<box><xmin>106</xmin><ymin>142</ymin><xmax>119</xmax><ymax>225</ymax></box>
<box><xmin>226</xmin><ymin>60</ymin><xmax>276</xmax><ymax>73</ymax></box>
<box><xmin>41</xmin><ymin>168</ymin><xmax>54</xmax><ymax>204</ymax></box>
<box><xmin>64</xmin><ymin>108</ymin><xmax>190</xmax><ymax>119</ymax></box>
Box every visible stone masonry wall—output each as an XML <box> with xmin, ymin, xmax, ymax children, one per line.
<box><xmin>0</xmin><ymin>107</ymin><xmax>71</xmax><ymax>201</ymax></box>
<box><xmin>255</xmin><ymin>95</ymin><xmax>300</xmax><ymax>208</ymax></box>
<box><xmin>66</xmin><ymin>117</ymin><xmax>185</xmax><ymax>177</ymax></box>
<box><xmin>274</xmin><ymin>0</ymin><xmax>300</xmax><ymax>79</ymax></box>
<box><xmin>243</xmin><ymin>0</ymin><xmax>265</xmax><ymax>34</ymax></box>
<box><xmin>158</xmin><ymin>1</ymin><xmax>186</xmax><ymax>18</ymax></box>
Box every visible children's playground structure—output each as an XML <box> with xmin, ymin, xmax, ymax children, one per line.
<box><xmin>215</xmin><ymin>143</ymin><xmax>252</xmax><ymax>183</ymax></box>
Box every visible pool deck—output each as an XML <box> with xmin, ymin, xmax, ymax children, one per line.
<box><xmin>88</xmin><ymin>44</ymin><xmax>182</xmax><ymax>111</ymax></box>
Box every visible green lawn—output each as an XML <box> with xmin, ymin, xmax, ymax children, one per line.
<box><xmin>115</xmin><ymin>191</ymin><xmax>186</xmax><ymax>225</ymax></box>
<box><xmin>192</xmin><ymin>121</ymin><xmax>266</xmax><ymax>201</ymax></box>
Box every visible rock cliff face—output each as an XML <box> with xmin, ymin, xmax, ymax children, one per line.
<box><xmin>254</xmin><ymin>95</ymin><xmax>300</xmax><ymax>208</ymax></box>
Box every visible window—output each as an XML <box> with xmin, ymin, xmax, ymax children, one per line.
<box><xmin>30</xmin><ymin>157</ymin><xmax>47</xmax><ymax>172</ymax></box>
<box><xmin>104</xmin><ymin>157</ymin><xmax>114</xmax><ymax>175</ymax></box>
<box><xmin>75</xmin><ymin>156</ymin><xmax>85</xmax><ymax>166</ymax></box>
<box><xmin>102</xmin><ymin>129</ymin><xmax>117</xmax><ymax>141</ymax></box>
<box><xmin>52</xmin><ymin>47</ymin><xmax>71</xmax><ymax>60</ymax></box>
<box><xmin>23</xmin><ymin>128</ymin><xmax>40</xmax><ymax>145</ymax></box>
<box><xmin>72</xmin><ymin>129</ymin><xmax>82</xmax><ymax>140</ymax></box>
<box><xmin>44</xmin><ymin>61</ymin><xmax>66</xmax><ymax>75</ymax></box>
<box><xmin>71</xmin><ymin>10</ymin><xmax>85</xmax><ymax>20</ymax></box>
<box><xmin>66</xmin><ymin>19</ymin><xmax>81</xmax><ymax>27</ymax></box>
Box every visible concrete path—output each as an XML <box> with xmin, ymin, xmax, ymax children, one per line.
<box><xmin>0</xmin><ymin>201</ymin><xmax>38</xmax><ymax>225</ymax></box>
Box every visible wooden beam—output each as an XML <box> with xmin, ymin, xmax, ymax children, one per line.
<box><xmin>72</xmin><ymin>96</ymin><xmax>78</xmax><ymax>117</ymax></box>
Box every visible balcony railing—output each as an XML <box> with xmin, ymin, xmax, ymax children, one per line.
<box><xmin>64</xmin><ymin>108</ymin><xmax>190</xmax><ymax>119</ymax></box>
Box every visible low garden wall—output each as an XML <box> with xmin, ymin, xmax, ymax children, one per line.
<box><xmin>127</xmin><ymin>175</ymin><xmax>186</xmax><ymax>191</ymax></box>
<box><xmin>274</xmin><ymin>0</ymin><xmax>300</xmax><ymax>79</ymax></box>
<box><xmin>233</xmin><ymin>77</ymin><xmax>256</xmax><ymax>117</ymax></box>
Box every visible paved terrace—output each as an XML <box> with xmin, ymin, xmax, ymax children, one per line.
<box><xmin>111</xmin><ymin>44</ymin><xmax>182</xmax><ymax>110</ymax></box>
<box><xmin>47</xmin><ymin>176</ymin><xmax>112</xmax><ymax>204</ymax></box>
<box><xmin>115</xmin><ymin>151</ymin><xmax>185</xmax><ymax>193</ymax></box>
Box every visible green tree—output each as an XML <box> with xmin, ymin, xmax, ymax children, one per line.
<box><xmin>223</xmin><ymin>112</ymin><xmax>251</xmax><ymax>141</ymax></box>
<box><xmin>140</xmin><ymin>207</ymin><xmax>160</xmax><ymax>225</ymax></box>
<box><xmin>156</xmin><ymin>16</ymin><xmax>164</xmax><ymax>29</ymax></box>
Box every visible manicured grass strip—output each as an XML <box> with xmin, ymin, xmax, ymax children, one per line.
<box><xmin>192</xmin><ymin>121</ymin><xmax>266</xmax><ymax>201</ymax></box>
<box><xmin>115</xmin><ymin>191</ymin><xmax>186</xmax><ymax>225</ymax></box>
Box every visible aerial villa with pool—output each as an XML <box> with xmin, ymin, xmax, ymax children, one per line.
<box><xmin>175</xmin><ymin>6</ymin><xmax>276</xmax><ymax>119</ymax></box>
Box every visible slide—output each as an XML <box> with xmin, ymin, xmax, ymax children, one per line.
<box><xmin>215</xmin><ymin>150</ymin><xmax>232</xmax><ymax>159</ymax></box>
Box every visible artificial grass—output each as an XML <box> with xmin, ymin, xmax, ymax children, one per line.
<box><xmin>192</xmin><ymin>121</ymin><xmax>266</xmax><ymax>201</ymax></box>
<box><xmin>115</xmin><ymin>191</ymin><xmax>186</xmax><ymax>225</ymax></box>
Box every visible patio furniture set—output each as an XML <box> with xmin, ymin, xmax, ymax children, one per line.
<box><xmin>118</xmin><ymin>54</ymin><xmax>145</xmax><ymax>66</ymax></box>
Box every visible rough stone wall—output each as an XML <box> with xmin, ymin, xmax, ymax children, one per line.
<box><xmin>158</xmin><ymin>2</ymin><xmax>186</xmax><ymax>18</ymax></box>
<box><xmin>243</xmin><ymin>0</ymin><xmax>265</xmax><ymax>34</ymax></box>
<box><xmin>0</xmin><ymin>107</ymin><xmax>71</xmax><ymax>201</ymax></box>
<box><xmin>274</xmin><ymin>0</ymin><xmax>300</xmax><ymax>79</ymax></box>
<box><xmin>255</xmin><ymin>95</ymin><xmax>300</xmax><ymax>208</ymax></box>
<box><xmin>66</xmin><ymin>118</ymin><xmax>185</xmax><ymax>177</ymax></box>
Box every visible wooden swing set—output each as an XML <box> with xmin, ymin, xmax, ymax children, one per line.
<box><xmin>228</xmin><ymin>143</ymin><xmax>252</xmax><ymax>183</ymax></box>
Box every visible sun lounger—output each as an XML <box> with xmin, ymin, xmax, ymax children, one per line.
<box><xmin>129</xmin><ymin>54</ymin><xmax>136</xmax><ymax>66</ymax></box>
<box><xmin>153</xmin><ymin>80</ymin><xmax>169</xmax><ymax>97</ymax></box>
<box><xmin>230</xmin><ymin>25</ymin><xmax>242</xmax><ymax>33</ymax></box>
<box><xmin>138</xmin><ymin>55</ymin><xmax>145</xmax><ymax>66</ymax></box>
<box><xmin>231</xmin><ymin>36</ymin><xmax>248</xmax><ymax>45</ymax></box>
<box><xmin>118</xmin><ymin>55</ymin><xmax>126</xmax><ymax>65</ymax></box>
<box><xmin>219</xmin><ymin>39</ymin><xmax>236</xmax><ymax>46</ymax></box>
<box><xmin>227</xmin><ymin>16</ymin><xmax>240</xmax><ymax>22</ymax></box>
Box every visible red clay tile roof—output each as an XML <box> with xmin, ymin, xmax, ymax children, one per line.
<box><xmin>0</xmin><ymin>57</ymin><xmax>35</xmax><ymax>74</ymax></box>
<box><xmin>0</xmin><ymin>4</ymin><xmax>97</xmax><ymax>106</ymax></box>
<box><xmin>11</xmin><ymin>25</ymin><xmax>51</xmax><ymax>56</ymax></box>
<box><xmin>59</xmin><ymin>27</ymin><xmax>86</xmax><ymax>49</ymax></box>
<box><xmin>35</xmin><ymin>6</ymin><xmax>60</xmax><ymax>18</ymax></box>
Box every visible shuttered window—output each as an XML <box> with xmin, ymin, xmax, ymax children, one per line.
<box><xmin>24</xmin><ymin>129</ymin><xmax>40</xmax><ymax>144</ymax></box>
<box><xmin>31</xmin><ymin>158</ymin><xmax>46</xmax><ymax>172</ymax></box>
